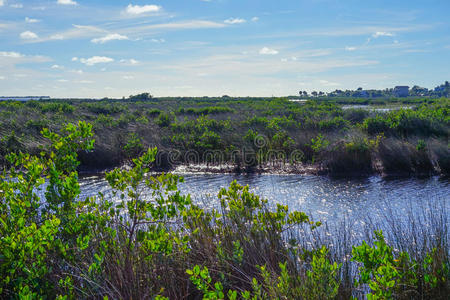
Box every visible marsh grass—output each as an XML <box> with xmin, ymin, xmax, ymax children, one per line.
<box><xmin>0</xmin><ymin>97</ymin><xmax>448</xmax><ymax>176</ymax></box>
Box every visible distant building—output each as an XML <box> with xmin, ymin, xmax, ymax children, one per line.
<box><xmin>393</xmin><ymin>86</ymin><xmax>409</xmax><ymax>97</ymax></box>
<box><xmin>0</xmin><ymin>96</ymin><xmax>50</xmax><ymax>101</ymax></box>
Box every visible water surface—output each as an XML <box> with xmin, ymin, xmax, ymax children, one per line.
<box><xmin>79</xmin><ymin>174</ymin><xmax>449</xmax><ymax>230</ymax></box>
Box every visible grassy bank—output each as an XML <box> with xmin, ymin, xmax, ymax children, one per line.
<box><xmin>0</xmin><ymin>97</ymin><xmax>448</xmax><ymax>176</ymax></box>
<box><xmin>0</xmin><ymin>123</ymin><xmax>448</xmax><ymax>299</ymax></box>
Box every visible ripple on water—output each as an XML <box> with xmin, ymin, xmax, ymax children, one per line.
<box><xmin>78</xmin><ymin>174</ymin><xmax>449</xmax><ymax>233</ymax></box>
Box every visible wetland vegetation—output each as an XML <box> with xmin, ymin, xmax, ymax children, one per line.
<box><xmin>0</xmin><ymin>122</ymin><xmax>448</xmax><ymax>299</ymax></box>
<box><xmin>0</xmin><ymin>95</ymin><xmax>448</xmax><ymax>177</ymax></box>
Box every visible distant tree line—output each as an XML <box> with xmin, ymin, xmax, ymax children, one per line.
<box><xmin>300</xmin><ymin>81</ymin><xmax>450</xmax><ymax>98</ymax></box>
<box><xmin>128</xmin><ymin>92</ymin><xmax>153</xmax><ymax>101</ymax></box>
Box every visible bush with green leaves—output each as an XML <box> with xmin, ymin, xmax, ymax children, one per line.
<box><xmin>170</xmin><ymin>115</ymin><xmax>228</xmax><ymax>152</ymax></box>
<box><xmin>0</xmin><ymin>122</ymin><xmax>192</xmax><ymax>298</ymax></box>
<box><xmin>0</xmin><ymin>121</ymin><xmax>94</xmax><ymax>298</ymax></box>
<box><xmin>156</xmin><ymin>111</ymin><xmax>173</xmax><ymax>127</ymax></box>
<box><xmin>40</xmin><ymin>102</ymin><xmax>75</xmax><ymax>114</ymax></box>
<box><xmin>178</xmin><ymin>106</ymin><xmax>234</xmax><ymax>115</ymax></box>
<box><xmin>123</xmin><ymin>133</ymin><xmax>144</xmax><ymax>158</ymax></box>
<box><xmin>310</xmin><ymin>133</ymin><xmax>330</xmax><ymax>163</ymax></box>
<box><xmin>363</xmin><ymin>116</ymin><xmax>391</xmax><ymax>135</ymax></box>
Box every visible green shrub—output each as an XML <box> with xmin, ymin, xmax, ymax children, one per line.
<box><xmin>25</xmin><ymin>119</ymin><xmax>49</xmax><ymax>131</ymax></box>
<box><xmin>301</xmin><ymin>246</ymin><xmax>341</xmax><ymax>299</ymax></box>
<box><xmin>271</xmin><ymin>130</ymin><xmax>295</xmax><ymax>151</ymax></box>
<box><xmin>267</xmin><ymin>115</ymin><xmax>298</xmax><ymax>131</ymax></box>
<box><xmin>416</xmin><ymin>139</ymin><xmax>427</xmax><ymax>151</ymax></box>
<box><xmin>83</xmin><ymin>102</ymin><xmax>126</xmax><ymax>114</ymax></box>
<box><xmin>352</xmin><ymin>230</ymin><xmax>446</xmax><ymax>299</ymax></box>
<box><xmin>244</xmin><ymin>116</ymin><xmax>269</xmax><ymax>127</ymax></box>
<box><xmin>344</xmin><ymin>109</ymin><xmax>370</xmax><ymax>124</ymax></box>
<box><xmin>40</xmin><ymin>102</ymin><xmax>75</xmax><ymax>114</ymax></box>
<box><xmin>325</xmin><ymin>137</ymin><xmax>373</xmax><ymax>176</ymax></box>
<box><xmin>0</xmin><ymin>121</ymin><xmax>94</xmax><ymax>297</ymax></box>
<box><xmin>0</xmin><ymin>131</ymin><xmax>24</xmax><ymax>155</ymax></box>
<box><xmin>195</xmin><ymin>130</ymin><xmax>221</xmax><ymax>149</ymax></box>
<box><xmin>146</xmin><ymin>108</ymin><xmax>162</xmax><ymax>117</ymax></box>
<box><xmin>156</xmin><ymin>112</ymin><xmax>173</xmax><ymax>127</ymax></box>
<box><xmin>95</xmin><ymin>113</ymin><xmax>115</xmax><ymax>127</ymax></box>
<box><xmin>319</xmin><ymin>116</ymin><xmax>349</xmax><ymax>131</ymax></box>
<box><xmin>123</xmin><ymin>133</ymin><xmax>144</xmax><ymax>158</ymax></box>
<box><xmin>178</xmin><ymin>106</ymin><xmax>234</xmax><ymax>115</ymax></box>
<box><xmin>363</xmin><ymin>116</ymin><xmax>391</xmax><ymax>135</ymax></box>
<box><xmin>310</xmin><ymin>134</ymin><xmax>329</xmax><ymax>163</ymax></box>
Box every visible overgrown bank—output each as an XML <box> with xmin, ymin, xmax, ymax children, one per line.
<box><xmin>0</xmin><ymin>97</ymin><xmax>449</xmax><ymax>177</ymax></box>
<box><xmin>0</xmin><ymin>122</ymin><xmax>448</xmax><ymax>299</ymax></box>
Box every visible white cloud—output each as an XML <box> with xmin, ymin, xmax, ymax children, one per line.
<box><xmin>77</xmin><ymin>80</ymin><xmax>94</xmax><ymax>84</ymax></box>
<box><xmin>57</xmin><ymin>0</ymin><xmax>77</xmax><ymax>5</ymax></box>
<box><xmin>25</xmin><ymin>17</ymin><xmax>40</xmax><ymax>23</ymax></box>
<box><xmin>120</xmin><ymin>58</ymin><xmax>139</xmax><ymax>65</ymax></box>
<box><xmin>79</xmin><ymin>56</ymin><xmax>114</xmax><ymax>66</ymax></box>
<box><xmin>20</xmin><ymin>31</ymin><xmax>39</xmax><ymax>39</ymax></box>
<box><xmin>51</xmin><ymin>64</ymin><xmax>64</xmax><ymax>69</ymax></box>
<box><xmin>319</xmin><ymin>79</ymin><xmax>340</xmax><ymax>87</ymax></box>
<box><xmin>50</xmin><ymin>34</ymin><xmax>64</xmax><ymax>40</ymax></box>
<box><xmin>281</xmin><ymin>56</ymin><xmax>298</xmax><ymax>62</ymax></box>
<box><xmin>71</xmin><ymin>57</ymin><xmax>78</xmax><ymax>61</ymax></box>
<box><xmin>72</xmin><ymin>24</ymin><xmax>100</xmax><ymax>31</ymax></box>
<box><xmin>0</xmin><ymin>76</ymin><xmax>5</xmax><ymax>80</ymax></box>
<box><xmin>125</xmin><ymin>4</ymin><xmax>161</xmax><ymax>15</ymax></box>
<box><xmin>43</xmin><ymin>24</ymin><xmax>106</xmax><ymax>42</ymax></box>
<box><xmin>0</xmin><ymin>51</ymin><xmax>24</xmax><ymax>58</ymax></box>
<box><xmin>57</xmin><ymin>79</ymin><xmax>69</xmax><ymax>82</ymax></box>
<box><xmin>122</xmin><ymin>75</ymin><xmax>134</xmax><ymax>80</ymax></box>
<box><xmin>91</xmin><ymin>33</ymin><xmax>129</xmax><ymax>44</ymax></box>
<box><xmin>96</xmin><ymin>21</ymin><xmax>225</xmax><ymax>40</ymax></box>
<box><xmin>224</xmin><ymin>18</ymin><xmax>246</xmax><ymax>24</ymax></box>
<box><xmin>259</xmin><ymin>47</ymin><xmax>279</xmax><ymax>55</ymax></box>
<box><xmin>151</xmin><ymin>38</ymin><xmax>165</xmax><ymax>43</ymax></box>
<box><xmin>69</xmin><ymin>69</ymin><xmax>83</xmax><ymax>74</ymax></box>
<box><xmin>345</xmin><ymin>46</ymin><xmax>356</xmax><ymax>51</ymax></box>
<box><xmin>0</xmin><ymin>51</ymin><xmax>50</xmax><ymax>64</ymax></box>
<box><xmin>251</xmin><ymin>17</ymin><xmax>259</xmax><ymax>22</ymax></box>
<box><xmin>372</xmin><ymin>31</ymin><xmax>394</xmax><ymax>38</ymax></box>
<box><xmin>0</xmin><ymin>0</ymin><xmax>4</xmax><ymax>7</ymax></box>
<box><xmin>139</xmin><ymin>20</ymin><xmax>225</xmax><ymax>30</ymax></box>
<box><xmin>32</xmin><ymin>6</ymin><xmax>46</xmax><ymax>10</ymax></box>
<box><xmin>10</xmin><ymin>3</ymin><xmax>23</xmax><ymax>8</ymax></box>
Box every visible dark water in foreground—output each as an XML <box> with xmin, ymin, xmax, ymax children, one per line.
<box><xmin>79</xmin><ymin>174</ymin><xmax>449</xmax><ymax>231</ymax></box>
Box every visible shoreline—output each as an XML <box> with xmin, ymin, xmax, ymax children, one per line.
<box><xmin>77</xmin><ymin>161</ymin><xmax>447</xmax><ymax>179</ymax></box>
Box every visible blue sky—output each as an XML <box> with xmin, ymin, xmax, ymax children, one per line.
<box><xmin>0</xmin><ymin>0</ymin><xmax>449</xmax><ymax>98</ymax></box>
